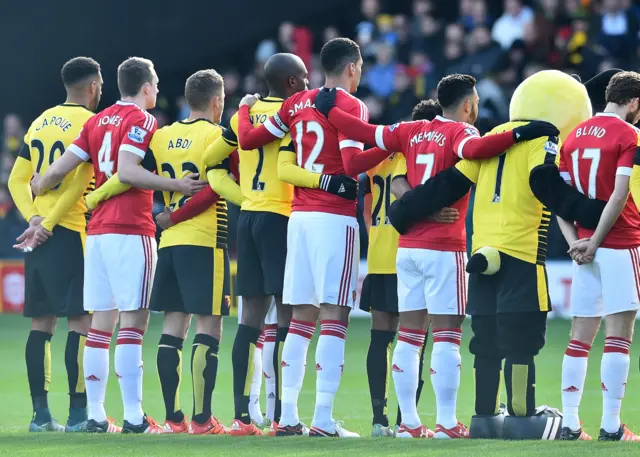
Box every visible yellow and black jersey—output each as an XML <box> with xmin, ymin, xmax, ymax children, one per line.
<box><xmin>151</xmin><ymin>119</ymin><xmax>229</xmax><ymax>249</ymax></box>
<box><xmin>223</xmin><ymin>97</ymin><xmax>293</xmax><ymax>216</ymax></box>
<box><xmin>13</xmin><ymin>104</ymin><xmax>93</xmax><ymax>232</ymax></box>
<box><xmin>365</xmin><ymin>153</ymin><xmax>404</xmax><ymax>274</ymax></box>
<box><xmin>628</xmin><ymin>131</ymin><xmax>640</xmax><ymax>210</ymax></box>
<box><xmin>455</xmin><ymin>121</ymin><xmax>553</xmax><ymax>265</ymax></box>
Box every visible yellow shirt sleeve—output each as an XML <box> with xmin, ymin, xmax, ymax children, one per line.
<box><xmin>631</xmin><ymin>135</ymin><xmax>640</xmax><ymax>208</ymax></box>
<box><xmin>203</xmin><ymin>135</ymin><xmax>236</xmax><ymax>168</ymax></box>
<box><xmin>207</xmin><ymin>168</ymin><xmax>244</xmax><ymax>207</ymax></box>
<box><xmin>8</xmin><ymin>156</ymin><xmax>35</xmax><ymax>221</ymax></box>
<box><xmin>41</xmin><ymin>162</ymin><xmax>94</xmax><ymax>231</ymax></box>
<box><xmin>277</xmin><ymin>134</ymin><xmax>320</xmax><ymax>188</ymax></box>
<box><xmin>85</xmin><ymin>172</ymin><xmax>131</xmax><ymax>210</ymax></box>
<box><xmin>455</xmin><ymin>159</ymin><xmax>481</xmax><ymax>184</ymax></box>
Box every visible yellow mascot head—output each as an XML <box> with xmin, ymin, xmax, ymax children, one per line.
<box><xmin>509</xmin><ymin>70</ymin><xmax>592</xmax><ymax>142</ymax></box>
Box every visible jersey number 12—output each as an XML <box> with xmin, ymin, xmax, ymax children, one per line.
<box><xmin>294</xmin><ymin>121</ymin><xmax>325</xmax><ymax>173</ymax></box>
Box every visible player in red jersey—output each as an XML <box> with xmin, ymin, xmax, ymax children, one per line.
<box><xmin>30</xmin><ymin>57</ymin><xmax>206</xmax><ymax>434</ymax></box>
<box><xmin>314</xmin><ymin>74</ymin><xmax>558</xmax><ymax>439</ymax></box>
<box><xmin>556</xmin><ymin>71</ymin><xmax>640</xmax><ymax>442</ymax></box>
<box><xmin>234</xmin><ymin>38</ymin><xmax>394</xmax><ymax>438</ymax></box>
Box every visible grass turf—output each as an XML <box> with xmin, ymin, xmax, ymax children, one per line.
<box><xmin>0</xmin><ymin>314</ymin><xmax>638</xmax><ymax>456</ymax></box>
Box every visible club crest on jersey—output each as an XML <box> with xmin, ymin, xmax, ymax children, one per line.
<box><xmin>128</xmin><ymin>126</ymin><xmax>148</xmax><ymax>143</ymax></box>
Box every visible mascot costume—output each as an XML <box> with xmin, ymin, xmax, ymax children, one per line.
<box><xmin>386</xmin><ymin>69</ymin><xmax>616</xmax><ymax>440</ymax></box>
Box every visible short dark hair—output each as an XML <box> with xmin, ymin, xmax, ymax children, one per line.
<box><xmin>185</xmin><ymin>70</ymin><xmax>224</xmax><ymax>111</ymax></box>
<box><xmin>117</xmin><ymin>57</ymin><xmax>155</xmax><ymax>97</ymax></box>
<box><xmin>605</xmin><ymin>71</ymin><xmax>640</xmax><ymax>105</ymax></box>
<box><xmin>412</xmin><ymin>99</ymin><xmax>442</xmax><ymax>121</ymax></box>
<box><xmin>61</xmin><ymin>57</ymin><xmax>100</xmax><ymax>88</ymax></box>
<box><xmin>320</xmin><ymin>38</ymin><xmax>361</xmax><ymax>76</ymax></box>
<box><xmin>436</xmin><ymin>74</ymin><xmax>476</xmax><ymax>109</ymax></box>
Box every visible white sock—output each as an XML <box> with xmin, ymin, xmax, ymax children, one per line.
<box><xmin>431</xmin><ymin>328</ymin><xmax>462</xmax><ymax>429</ymax></box>
<box><xmin>312</xmin><ymin>320</ymin><xmax>347</xmax><ymax>431</ymax></box>
<box><xmin>280</xmin><ymin>319</ymin><xmax>315</xmax><ymax>426</ymax></box>
<box><xmin>115</xmin><ymin>327</ymin><xmax>144</xmax><ymax>425</ymax></box>
<box><xmin>249</xmin><ymin>336</ymin><xmax>264</xmax><ymax>423</ymax></box>
<box><xmin>262</xmin><ymin>324</ymin><xmax>278</xmax><ymax>421</ymax></box>
<box><xmin>84</xmin><ymin>329</ymin><xmax>112</xmax><ymax>423</ymax></box>
<box><xmin>392</xmin><ymin>328</ymin><xmax>426</xmax><ymax>429</ymax></box>
<box><xmin>561</xmin><ymin>339</ymin><xmax>590</xmax><ymax>431</ymax></box>
<box><xmin>601</xmin><ymin>337</ymin><xmax>631</xmax><ymax>433</ymax></box>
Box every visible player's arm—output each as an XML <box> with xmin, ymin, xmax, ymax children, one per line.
<box><xmin>278</xmin><ymin>135</ymin><xmax>358</xmax><ymax>200</ymax></box>
<box><xmin>40</xmin><ymin>163</ymin><xmax>94</xmax><ymax>231</ymax></box>
<box><xmin>203</xmin><ymin>120</ymin><xmax>237</xmax><ymax>168</ymax></box>
<box><xmin>169</xmin><ymin>186</ymin><xmax>221</xmax><ymax>226</ymax></box>
<box><xmin>387</xmin><ymin>160</ymin><xmax>477</xmax><ymax>234</ymax></box>
<box><xmin>390</xmin><ymin>155</ymin><xmax>409</xmax><ymax>199</ymax></box>
<box><xmin>361</xmin><ymin>173</ymin><xmax>373</xmax><ymax>234</ymax></box>
<box><xmin>236</xmin><ymin>96</ymin><xmax>289</xmax><ymax>150</ymax></box>
<box><xmin>206</xmin><ymin>156</ymin><xmax>244</xmax><ymax>207</ymax></box>
<box><xmin>630</xmin><ymin>137</ymin><xmax>640</xmax><ymax>208</ymax></box>
<box><xmin>528</xmin><ymin>136</ymin><xmax>606</xmax><ymax>229</ymax></box>
<box><xmin>31</xmin><ymin>149</ymin><xmax>85</xmax><ymax>196</ymax></box>
<box><xmin>8</xmin><ymin>142</ymin><xmax>36</xmax><ymax>221</ymax></box>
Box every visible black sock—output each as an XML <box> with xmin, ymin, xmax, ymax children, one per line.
<box><xmin>157</xmin><ymin>334</ymin><xmax>185</xmax><ymax>423</ymax></box>
<box><xmin>65</xmin><ymin>331</ymin><xmax>87</xmax><ymax>423</ymax></box>
<box><xmin>192</xmin><ymin>333</ymin><xmax>220</xmax><ymax>424</ymax></box>
<box><xmin>504</xmin><ymin>355</ymin><xmax>536</xmax><ymax>416</ymax></box>
<box><xmin>367</xmin><ymin>329</ymin><xmax>395</xmax><ymax>427</ymax></box>
<box><xmin>26</xmin><ymin>330</ymin><xmax>52</xmax><ymax>423</ymax></box>
<box><xmin>232</xmin><ymin>324</ymin><xmax>261</xmax><ymax>423</ymax></box>
<box><xmin>474</xmin><ymin>355</ymin><xmax>503</xmax><ymax>416</ymax></box>
<box><xmin>396</xmin><ymin>330</ymin><xmax>428</xmax><ymax>427</ymax></box>
<box><xmin>273</xmin><ymin>326</ymin><xmax>288</xmax><ymax>423</ymax></box>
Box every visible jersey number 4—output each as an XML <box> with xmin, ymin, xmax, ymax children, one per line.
<box><xmin>98</xmin><ymin>132</ymin><xmax>115</xmax><ymax>178</ymax></box>
<box><xmin>570</xmin><ymin>148</ymin><xmax>600</xmax><ymax>199</ymax></box>
<box><xmin>294</xmin><ymin>120</ymin><xmax>325</xmax><ymax>173</ymax></box>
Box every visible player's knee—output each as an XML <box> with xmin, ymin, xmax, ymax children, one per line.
<box><xmin>570</xmin><ymin>317</ymin><xmax>600</xmax><ymax>345</ymax></box>
<box><xmin>67</xmin><ymin>314</ymin><xmax>91</xmax><ymax>335</ymax></box>
<box><xmin>241</xmin><ymin>296</ymin><xmax>270</xmax><ymax>328</ymax></box>
<box><xmin>497</xmin><ymin>312</ymin><xmax>547</xmax><ymax>357</ymax></box>
<box><xmin>371</xmin><ymin>311</ymin><xmax>398</xmax><ymax>331</ymax></box>
<box><xmin>120</xmin><ymin>309</ymin><xmax>150</xmax><ymax>333</ymax></box>
<box><xmin>276</xmin><ymin>299</ymin><xmax>293</xmax><ymax>327</ymax></box>
<box><xmin>88</xmin><ymin>309</ymin><xmax>119</xmax><ymax>333</ymax></box>
<box><xmin>398</xmin><ymin>310</ymin><xmax>428</xmax><ymax>330</ymax></box>
<box><xmin>469</xmin><ymin>315</ymin><xmax>499</xmax><ymax>358</ymax></box>
<box><xmin>605</xmin><ymin>310</ymin><xmax>637</xmax><ymax>340</ymax></box>
<box><xmin>195</xmin><ymin>315</ymin><xmax>223</xmax><ymax>341</ymax></box>
<box><xmin>31</xmin><ymin>315</ymin><xmax>57</xmax><ymax>334</ymax></box>
<box><xmin>162</xmin><ymin>311</ymin><xmax>190</xmax><ymax>339</ymax></box>
<box><xmin>430</xmin><ymin>313</ymin><xmax>464</xmax><ymax>330</ymax></box>
<box><xmin>319</xmin><ymin>304</ymin><xmax>349</xmax><ymax>323</ymax></box>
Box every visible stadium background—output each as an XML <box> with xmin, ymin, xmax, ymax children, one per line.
<box><xmin>1</xmin><ymin>1</ymin><xmax>640</xmax><ymax>452</ymax></box>
<box><xmin>2</xmin><ymin>0</ymin><xmax>639</xmax><ymax>314</ymax></box>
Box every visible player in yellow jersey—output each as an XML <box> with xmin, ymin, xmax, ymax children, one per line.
<box><xmin>8</xmin><ymin>57</ymin><xmax>103</xmax><ymax>433</ymax></box>
<box><xmin>361</xmin><ymin>100</ymin><xmax>451</xmax><ymax>437</ymax></box>
<box><xmin>137</xmin><ymin>70</ymin><xmax>238</xmax><ymax>435</ymax></box>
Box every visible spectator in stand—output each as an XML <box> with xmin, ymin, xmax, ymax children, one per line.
<box><xmin>597</xmin><ymin>0</ymin><xmax>638</xmax><ymax>61</ymax></box>
<box><xmin>495</xmin><ymin>38</ymin><xmax>528</xmax><ymax>95</ymax></box>
<box><xmin>459</xmin><ymin>0</ymin><xmax>492</xmax><ymax>32</ymax></box>
<box><xmin>449</xmin><ymin>26</ymin><xmax>504</xmax><ymax>79</ymax></box>
<box><xmin>365</xmin><ymin>42</ymin><xmax>398</xmax><ymax>98</ymax></box>
<box><xmin>410</xmin><ymin>0</ymin><xmax>439</xmax><ymax>49</ymax></box>
<box><xmin>492</xmin><ymin>0</ymin><xmax>535</xmax><ymax>49</ymax></box>
<box><xmin>356</xmin><ymin>0</ymin><xmax>381</xmax><ymax>58</ymax></box>
<box><xmin>323</xmin><ymin>26</ymin><xmax>340</xmax><ymax>44</ymax></box>
<box><xmin>439</xmin><ymin>23</ymin><xmax>466</xmax><ymax>75</ymax></box>
<box><xmin>407</xmin><ymin>50</ymin><xmax>438</xmax><ymax>99</ymax></box>
<box><xmin>392</xmin><ymin>15</ymin><xmax>412</xmax><ymax>63</ymax></box>
<box><xmin>383</xmin><ymin>67</ymin><xmax>420</xmax><ymax>123</ymax></box>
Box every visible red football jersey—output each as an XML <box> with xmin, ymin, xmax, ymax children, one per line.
<box><xmin>68</xmin><ymin>101</ymin><xmax>158</xmax><ymax>237</ymax></box>
<box><xmin>559</xmin><ymin>112</ymin><xmax>640</xmax><ymax>249</ymax></box>
<box><xmin>382</xmin><ymin>116</ymin><xmax>480</xmax><ymax>251</ymax></box>
<box><xmin>264</xmin><ymin>87</ymin><xmax>369</xmax><ymax>216</ymax></box>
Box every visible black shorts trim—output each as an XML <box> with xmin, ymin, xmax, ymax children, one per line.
<box><xmin>149</xmin><ymin>245</ymin><xmax>230</xmax><ymax>316</ymax></box>
<box><xmin>359</xmin><ymin>274</ymin><xmax>398</xmax><ymax>314</ymax></box>
<box><xmin>236</xmin><ymin>210</ymin><xmax>288</xmax><ymax>297</ymax></box>
<box><xmin>467</xmin><ymin>252</ymin><xmax>550</xmax><ymax>315</ymax></box>
<box><xmin>24</xmin><ymin>226</ymin><xmax>85</xmax><ymax>318</ymax></box>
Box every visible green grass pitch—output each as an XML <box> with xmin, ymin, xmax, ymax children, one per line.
<box><xmin>0</xmin><ymin>314</ymin><xmax>639</xmax><ymax>456</ymax></box>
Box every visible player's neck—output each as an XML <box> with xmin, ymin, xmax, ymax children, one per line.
<box><xmin>120</xmin><ymin>95</ymin><xmax>147</xmax><ymax>110</ymax></box>
<box><xmin>188</xmin><ymin>109</ymin><xmax>214</xmax><ymax>123</ymax></box>
<box><xmin>441</xmin><ymin>109</ymin><xmax>464</xmax><ymax>123</ymax></box>
<box><xmin>323</xmin><ymin>76</ymin><xmax>350</xmax><ymax>92</ymax></box>
<box><xmin>603</xmin><ymin>102</ymin><xmax>628</xmax><ymax>120</ymax></box>
<box><xmin>64</xmin><ymin>96</ymin><xmax>89</xmax><ymax>109</ymax></box>
<box><xmin>267</xmin><ymin>90</ymin><xmax>287</xmax><ymax>100</ymax></box>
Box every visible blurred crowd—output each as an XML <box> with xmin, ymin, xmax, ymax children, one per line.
<box><xmin>3</xmin><ymin>0</ymin><xmax>640</xmax><ymax>259</ymax></box>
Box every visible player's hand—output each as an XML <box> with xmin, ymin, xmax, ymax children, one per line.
<box><xmin>427</xmin><ymin>207</ymin><xmax>460</xmax><ymax>223</ymax></box>
<box><xmin>176</xmin><ymin>173</ymin><xmax>208</xmax><ymax>196</ymax></box>
<box><xmin>314</xmin><ymin>88</ymin><xmax>337</xmax><ymax>118</ymax></box>
<box><xmin>319</xmin><ymin>174</ymin><xmax>358</xmax><ymax>200</ymax></box>
<box><xmin>155</xmin><ymin>207</ymin><xmax>174</xmax><ymax>230</ymax></box>
<box><xmin>568</xmin><ymin>238</ymin><xmax>595</xmax><ymax>264</ymax></box>
<box><xmin>13</xmin><ymin>224</ymin><xmax>52</xmax><ymax>253</ymax></box>
<box><xmin>29</xmin><ymin>216</ymin><xmax>43</xmax><ymax>227</ymax></box>
<box><xmin>30</xmin><ymin>172</ymin><xmax>46</xmax><ymax>196</ymax></box>
<box><xmin>85</xmin><ymin>191</ymin><xmax>99</xmax><ymax>210</ymax></box>
<box><xmin>512</xmin><ymin>121</ymin><xmax>559</xmax><ymax>142</ymax></box>
<box><xmin>239</xmin><ymin>93</ymin><xmax>259</xmax><ymax>108</ymax></box>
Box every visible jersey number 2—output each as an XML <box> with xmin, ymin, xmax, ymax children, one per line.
<box><xmin>570</xmin><ymin>148</ymin><xmax>600</xmax><ymax>199</ymax></box>
<box><xmin>252</xmin><ymin>146</ymin><xmax>266</xmax><ymax>191</ymax></box>
<box><xmin>294</xmin><ymin>121</ymin><xmax>325</xmax><ymax>173</ymax></box>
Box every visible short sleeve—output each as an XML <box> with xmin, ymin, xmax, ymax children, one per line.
<box><xmin>527</xmin><ymin>136</ymin><xmax>559</xmax><ymax>174</ymax></box>
<box><xmin>338</xmin><ymin>95</ymin><xmax>369</xmax><ymax>151</ymax></box>
<box><xmin>451</xmin><ymin>123</ymin><xmax>481</xmax><ymax>159</ymax></box>
<box><xmin>260</xmin><ymin>101</ymin><xmax>291</xmax><ymax>139</ymax></box>
<box><xmin>375</xmin><ymin>122</ymin><xmax>414</xmax><ymax>153</ymax></box>
<box><xmin>455</xmin><ymin>159</ymin><xmax>481</xmax><ymax>184</ymax></box>
<box><xmin>67</xmin><ymin>124</ymin><xmax>92</xmax><ymax>162</ymax></box>
<box><xmin>557</xmin><ymin>144</ymin><xmax>571</xmax><ymax>182</ymax></box>
<box><xmin>118</xmin><ymin>111</ymin><xmax>158</xmax><ymax>159</ymax></box>
<box><xmin>616</xmin><ymin>131</ymin><xmax>637</xmax><ymax>176</ymax></box>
